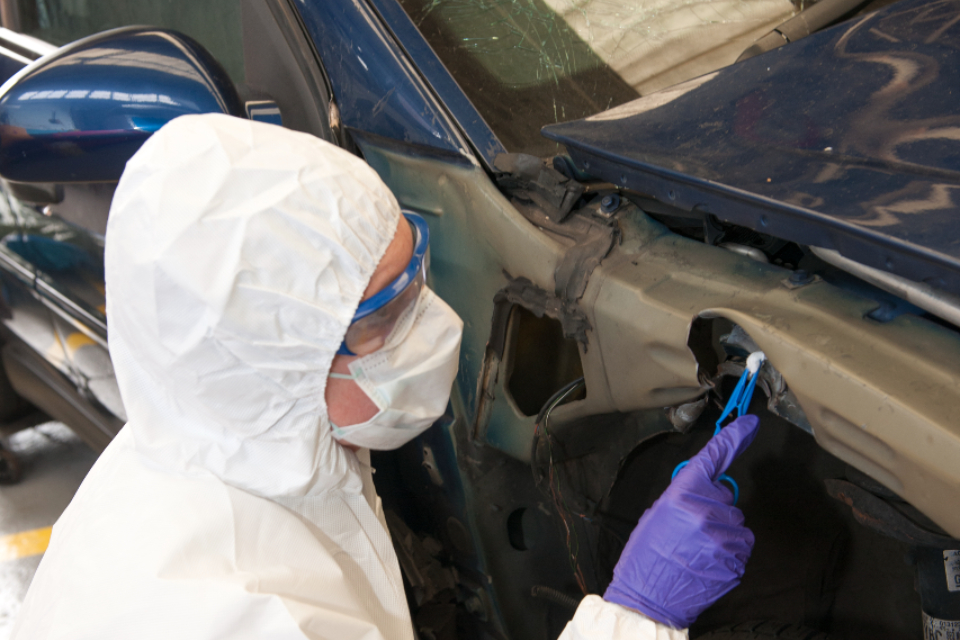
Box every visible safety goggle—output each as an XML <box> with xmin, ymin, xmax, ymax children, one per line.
<box><xmin>337</xmin><ymin>211</ymin><xmax>430</xmax><ymax>356</ymax></box>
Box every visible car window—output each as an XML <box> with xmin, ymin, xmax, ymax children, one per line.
<box><xmin>6</xmin><ymin>0</ymin><xmax>244</xmax><ymax>84</ymax></box>
<box><xmin>400</xmin><ymin>0</ymin><xmax>796</xmax><ymax>157</ymax></box>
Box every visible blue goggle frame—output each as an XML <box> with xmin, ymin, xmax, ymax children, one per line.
<box><xmin>337</xmin><ymin>211</ymin><xmax>430</xmax><ymax>356</ymax></box>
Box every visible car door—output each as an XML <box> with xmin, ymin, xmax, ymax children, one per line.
<box><xmin>0</xmin><ymin>28</ymin><xmax>78</xmax><ymax>427</ymax></box>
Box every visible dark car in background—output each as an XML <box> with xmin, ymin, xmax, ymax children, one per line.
<box><xmin>0</xmin><ymin>0</ymin><xmax>957</xmax><ymax>638</ymax></box>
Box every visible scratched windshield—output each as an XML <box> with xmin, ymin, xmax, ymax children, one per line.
<box><xmin>401</xmin><ymin>0</ymin><xmax>796</xmax><ymax>156</ymax></box>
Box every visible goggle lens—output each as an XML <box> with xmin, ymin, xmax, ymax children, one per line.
<box><xmin>337</xmin><ymin>211</ymin><xmax>430</xmax><ymax>357</ymax></box>
<box><xmin>342</xmin><ymin>268</ymin><xmax>424</xmax><ymax>356</ymax></box>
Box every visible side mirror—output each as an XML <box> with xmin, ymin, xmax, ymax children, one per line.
<box><xmin>0</xmin><ymin>27</ymin><xmax>243</xmax><ymax>183</ymax></box>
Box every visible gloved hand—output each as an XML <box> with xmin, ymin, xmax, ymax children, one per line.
<box><xmin>604</xmin><ymin>414</ymin><xmax>760</xmax><ymax>629</ymax></box>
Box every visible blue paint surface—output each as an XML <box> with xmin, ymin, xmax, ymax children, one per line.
<box><xmin>0</xmin><ymin>27</ymin><xmax>242</xmax><ymax>183</ymax></box>
<box><xmin>364</xmin><ymin>0</ymin><xmax>506</xmax><ymax>166</ymax></box>
<box><xmin>543</xmin><ymin>0</ymin><xmax>960</xmax><ymax>293</ymax></box>
<box><xmin>293</xmin><ymin>0</ymin><xmax>466</xmax><ymax>157</ymax></box>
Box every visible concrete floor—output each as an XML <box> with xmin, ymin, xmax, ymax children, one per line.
<box><xmin>0</xmin><ymin>422</ymin><xmax>97</xmax><ymax>638</ymax></box>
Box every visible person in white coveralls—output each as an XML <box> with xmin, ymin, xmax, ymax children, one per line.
<box><xmin>11</xmin><ymin>113</ymin><xmax>758</xmax><ymax>640</ymax></box>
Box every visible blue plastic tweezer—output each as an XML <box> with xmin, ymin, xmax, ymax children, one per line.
<box><xmin>672</xmin><ymin>352</ymin><xmax>765</xmax><ymax>505</ymax></box>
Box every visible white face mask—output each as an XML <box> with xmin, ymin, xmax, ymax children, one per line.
<box><xmin>329</xmin><ymin>287</ymin><xmax>463</xmax><ymax>450</ymax></box>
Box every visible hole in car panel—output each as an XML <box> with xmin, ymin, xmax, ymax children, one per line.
<box><xmin>504</xmin><ymin>305</ymin><xmax>585</xmax><ymax>417</ymax></box>
<box><xmin>506</xmin><ymin>506</ymin><xmax>552</xmax><ymax>553</ymax></box>
<box><xmin>687</xmin><ymin>317</ymin><xmax>814</xmax><ymax>434</ymax></box>
<box><xmin>687</xmin><ymin>316</ymin><xmax>734</xmax><ymax>383</ymax></box>
<box><xmin>507</xmin><ymin>507</ymin><xmax>528</xmax><ymax>551</ymax></box>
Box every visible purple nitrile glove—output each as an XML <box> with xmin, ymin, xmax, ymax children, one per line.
<box><xmin>604</xmin><ymin>414</ymin><xmax>760</xmax><ymax>629</ymax></box>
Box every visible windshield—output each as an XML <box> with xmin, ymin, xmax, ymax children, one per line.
<box><xmin>400</xmin><ymin>0</ymin><xmax>797</xmax><ymax>157</ymax></box>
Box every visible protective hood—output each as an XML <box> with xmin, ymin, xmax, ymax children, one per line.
<box><xmin>11</xmin><ymin>115</ymin><xmax>418</xmax><ymax>640</ymax></box>
<box><xmin>105</xmin><ymin>113</ymin><xmax>401</xmax><ymax>497</ymax></box>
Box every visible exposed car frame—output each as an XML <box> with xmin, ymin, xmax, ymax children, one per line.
<box><xmin>0</xmin><ymin>0</ymin><xmax>957</xmax><ymax>638</ymax></box>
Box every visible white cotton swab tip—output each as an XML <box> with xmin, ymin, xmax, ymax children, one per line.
<box><xmin>746</xmin><ymin>351</ymin><xmax>766</xmax><ymax>375</ymax></box>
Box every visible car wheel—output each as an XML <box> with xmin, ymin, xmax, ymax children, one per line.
<box><xmin>695</xmin><ymin>621</ymin><xmax>835</xmax><ymax>639</ymax></box>
<box><xmin>0</xmin><ymin>448</ymin><xmax>22</xmax><ymax>484</ymax></box>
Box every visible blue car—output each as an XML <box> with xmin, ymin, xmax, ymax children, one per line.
<box><xmin>0</xmin><ymin>0</ymin><xmax>958</xmax><ymax>638</ymax></box>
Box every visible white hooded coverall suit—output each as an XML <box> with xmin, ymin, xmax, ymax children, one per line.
<box><xmin>11</xmin><ymin>114</ymin><xmax>685</xmax><ymax>640</ymax></box>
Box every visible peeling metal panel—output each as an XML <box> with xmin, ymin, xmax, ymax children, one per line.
<box><xmin>358</xmin><ymin>142</ymin><xmax>960</xmax><ymax>640</ymax></box>
<box><xmin>580</xmin><ymin>208</ymin><xmax>960</xmax><ymax>537</ymax></box>
<box><xmin>358</xmin><ymin>132</ymin><xmax>960</xmax><ymax>562</ymax></box>
<box><xmin>495</xmin><ymin>277</ymin><xmax>591</xmax><ymax>346</ymax></box>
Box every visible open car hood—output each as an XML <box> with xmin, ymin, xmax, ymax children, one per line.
<box><xmin>543</xmin><ymin>0</ymin><xmax>960</xmax><ymax>295</ymax></box>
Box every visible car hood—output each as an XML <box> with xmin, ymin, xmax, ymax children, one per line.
<box><xmin>542</xmin><ymin>0</ymin><xmax>960</xmax><ymax>295</ymax></box>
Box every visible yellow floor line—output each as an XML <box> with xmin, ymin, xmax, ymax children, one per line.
<box><xmin>0</xmin><ymin>527</ymin><xmax>52</xmax><ymax>562</ymax></box>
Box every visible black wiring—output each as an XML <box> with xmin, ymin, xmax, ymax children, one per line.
<box><xmin>530</xmin><ymin>376</ymin><xmax>588</xmax><ymax>594</ymax></box>
<box><xmin>530</xmin><ymin>376</ymin><xmax>586</xmax><ymax>478</ymax></box>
